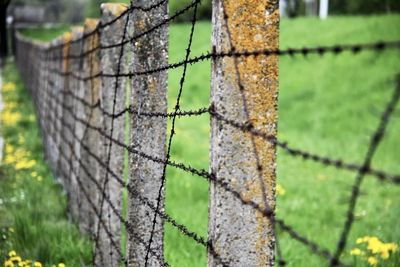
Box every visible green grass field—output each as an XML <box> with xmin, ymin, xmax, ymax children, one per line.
<box><xmin>2</xmin><ymin>14</ymin><xmax>400</xmax><ymax>267</ymax></box>
<box><xmin>0</xmin><ymin>63</ymin><xmax>92</xmax><ymax>266</ymax></box>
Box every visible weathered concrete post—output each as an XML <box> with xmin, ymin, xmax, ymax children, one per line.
<box><xmin>38</xmin><ymin>42</ymin><xmax>51</xmax><ymax>163</ymax></box>
<box><xmin>78</xmin><ymin>18</ymin><xmax>102</xmax><ymax>235</ymax></box>
<box><xmin>58</xmin><ymin>32</ymin><xmax>73</xmax><ymax>191</ymax></box>
<box><xmin>209</xmin><ymin>0</ymin><xmax>279</xmax><ymax>266</ymax></box>
<box><xmin>127</xmin><ymin>0</ymin><xmax>168</xmax><ymax>266</ymax></box>
<box><xmin>49</xmin><ymin>37</ymin><xmax>64</xmax><ymax>179</ymax></box>
<box><xmin>94</xmin><ymin>4</ymin><xmax>128</xmax><ymax>266</ymax></box>
<box><xmin>69</xmin><ymin>26</ymin><xmax>85</xmax><ymax>223</ymax></box>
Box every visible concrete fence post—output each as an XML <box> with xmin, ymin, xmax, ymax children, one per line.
<box><xmin>95</xmin><ymin>4</ymin><xmax>128</xmax><ymax>266</ymax></box>
<box><xmin>57</xmin><ymin>32</ymin><xmax>72</xmax><ymax>192</ymax></box>
<box><xmin>69</xmin><ymin>26</ymin><xmax>85</xmax><ymax>222</ymax></box>
<box><xmin>209</xmin><ymin>0</ymin><xmax>279</xmax><ymax>266</ymax></box>
<box><xmin>78</xmin><ymin>18</ymin><xmax>102</xmax><ymax>235</ymax></box>
<box><xmin>44</xmin><ymin>37</ymin><xmax>62</xmax><ymax>179</ymax></box>
<box><xmin>37</xmin><ymin>42</ymin><xmax>51</xmax><ymax>164</ymax></box>
<box><xmin>46</xmin><ymin>38</ymin><xmax>63</xmax><ymax>177</ymax></box>
<box><xmin>127</xmin><ymin>0</ymin><xmax>168</xmax><ymax>266</ymax></box>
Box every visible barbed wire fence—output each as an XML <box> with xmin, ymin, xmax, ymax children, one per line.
<box><xmin>12</xmin><ymin>0</ymin><xmax>400</xmax><ymax>266</ymax></box>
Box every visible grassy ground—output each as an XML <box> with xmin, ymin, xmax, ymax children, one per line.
<box><xmin>19</xmin><ymin>26</ymin><xmax>71</xmax><ymax>42</ymax></box>
<box><xmin>2</xmin><ymin>14</ymin><xmax>400</xmax><ymax>267</ymax></box>
<box><xmin>0</xmin><ymin>62</ymin><xmax>92</xmax><ymax>266</ymax></box>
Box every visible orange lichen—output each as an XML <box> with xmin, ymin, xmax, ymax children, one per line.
<box><xmin>84</xmin><ymin>18</ymin><xmax>99</xmax><ymax>31</ymax></box>
<box><xmin>62</xmin><ymin>32</ymin><xmax>72</xmax><ymax>72</ymax></box>
<box><xmin>71</xmin><ymin>26</ymin><xmax>84</xmax><ymax>40</ymax></box>
<box><xmin>82</xmin><ymin>20</ymin><xmax>101</xmax><ymax>100</ymax></box>
<box><xmin>101</xmin><ymin>3</ymin><xmax>128</xmax><ymax>17</ymax></box>
<box><xmin>222</xmin><ymin>0</ymin><xmax>279</xmax><ymax>265</ymax></box>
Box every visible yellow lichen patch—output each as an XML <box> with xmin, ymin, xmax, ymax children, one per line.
<box><xmin>62</xmin><ymin>32</ymin><xmax>72</xmax><ymax>44</ymax></box>
<box><xmin>62</xmin><ymin>32</ymin><xmax>72</xmax><ymax>72</ymax></box>
<box><xmin>148</xmin><ymin>77</ymin><xmax>158</xmax><ymax>95</ymax></box>
<box><xmin>82</xmin><ymin>22</ymin><xmax>101</xmax><ymax>97</ymax></box>
<box><xmin>221</xmin><ymin>1</ymin><xmax>279</xmax><ymax>265</ymax></box>
<box><xmin>84</xmin><ymin>18</ymin><xmax>100</xmax><ymax>32</ymax></box>
<box><xmin>101</xmin><ymin>3</ymin><xmax>128</xmax><ymax>17</ymax></box>
<box><xmin>71</xmin><ymin>26</ymin><xmax>84</xmax><ymax>40</ymax></box>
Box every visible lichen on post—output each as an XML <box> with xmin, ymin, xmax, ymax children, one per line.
<box><xmin>209</xmin><ymin>0</ymin><xmax>279</xmax><ymax>266</ymax></box>
<box><xmin>126</xmin><ymin>0</ymin><xmax>168</xmax><ymax>266</ymax></box>
<box><xmin>94</xmin><ymin>3</ymin><xmax>128</xmax><ymax>267</ymax></box>
<box><xmin>78</xmin><ymin>18</ymin><xmax>102</xmax><ymax>236</ymax></box>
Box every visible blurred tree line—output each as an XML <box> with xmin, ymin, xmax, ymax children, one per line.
<box><xmin>84</xmin><ymin>0</ymin><xmax>399</xmax><ymax>21</ymax></box>
<box><xmin>287</xmin><ymin>0</ymin><xmax>400</xmax><ymax>17</ymax></box>
<box><xmin>330</xmin><ymin>0</ymin><xmax>400</xmax><ymax>15</ymax></box>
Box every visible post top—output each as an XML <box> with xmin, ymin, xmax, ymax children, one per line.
<box><xmin>84</xmin><ymin>18</ymin><xmax>100</xmax><ymax>31</ymax></box>
<box><xmin>62</xmin><ymin>32</ymin><xmax>72</xmax><ymax>44</ymax></box>
<box><xmin>71</xmin><ymin>26</ymin><xmax>84</xmax><ymax>38</ymax></box>
<box><xmin>100</xmin><ymin>3</ymin><xmax>128</xmax><ymax>17</ymax></box>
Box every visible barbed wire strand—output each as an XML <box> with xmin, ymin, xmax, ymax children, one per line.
<box><xmin>144</xmin><ymin>1</ymin><xmax>200</xmax><ymax>265</ymax></box>
<box><xmin>329</xmin><ymin>76</ymin><xmax>400</xmax><ymax>266</ymax></box>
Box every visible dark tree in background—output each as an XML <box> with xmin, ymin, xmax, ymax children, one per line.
<box><xmin>0</xmin><ymin>0</ymin><xmax>11</xmax><ymax>60</ymax></box>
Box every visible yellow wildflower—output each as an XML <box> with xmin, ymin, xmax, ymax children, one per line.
<box><xmin>33</xmin><ymin>262</ymin><xmax>42</xmax><ymax>267</ymax></box>
<box><xmin>367</xmin><ymin>236</ymin><xmax>382</xmax><ymax>254</ymax></box>
<box><xmin>4</xmin><ymin>260</ymin><xmax>13</xmax><ymax>267</ymax></box>
<box><xmin>1</xmin><ymin>110</ymin><xmax>21</xmax><ymax>126</ymax></box>
<box><xmin>350</xmin><ymin>248</ymin><xmax>362</xmax><ymax>256</ymax></box>
<box><xmin>355</xmin><ymin>236</ymin><xmax>398</xmax><ymax>261</ymax></box>
<box><xmin>276</xmin><ymin>184</ymin><xmax>286</xmax><ymax>196</ymax></box>
<box><xmin>367</xmin><ymin>256</ymin><xmax>378</xmax><ymax>266</ymax></box>
<box><xmin>58</xmin><ymin>263</ymin><xmax>66</xmax><ymax>267</ymax></box>
<box><xmin>10</xmin><ymin>256</ymin><xmax>22</xmax><ymax>263</ymax></box>
<box><xmin>31</xmin><ymin>171</ymin><xmax>38</xmax><ymax>178</ymax></box>
<box><xmin>8</xmin><ymin>250</ymin><xmax>17</xmax><ymax>257</ymax></box>
<box><xmin>2</xmin><ymin>82</ymin><xmax>16</xmax><ymax>93</ymax></box>
<box><xmin>15</xmin><ymin>159</ymin><xmax>36</xmax><ymax>170</ymax></box>
<box><xmin>8</xmin><ymin>227</ymin><xmax>15</xmax><ymax>233</ymax></box>
<box><xmin>5</xmin><ymin>144</ymin><xmax>14</xmax><ymax>154</ymax></box>
<box><xmin>357</xmin><ymin>236</ymin><xmax>371</xmax><ymax>244</ymax></box>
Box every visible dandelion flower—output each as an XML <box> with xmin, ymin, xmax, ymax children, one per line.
<box><xmin>350</xmin><ymin>248</ymin><xmax>362</xmax><ymax>256</ymax></box>
<box><xmin>8</xmin><ymin>250</ymin><xmax>17</xmax><ymax>257</ymax></box>
<box><xmin>276</xmin><ymin>184</ymin><xmax>286</xmax><ymax>196</ymax></box>
<box><xmin>2</xmin><ymin>82</ymin><xmax>16</xmax><ymax>92</ymax></box>
<box><xmin>15</xmin><ymin>159</ymin><xmax>36</xmax><ymax>170</ymax></box>
<box><xmin>34</xmin><ymin>262</ymin><xmax>42</xmax><ymax>267</ymax></box>
<box><xmin>367</xmin><ymin>256</ymin><xmax>378</xmax><ymax>266</ymax></box>
<box><xmin>10</xmin><ymin>256</ymin><xmax>22</xmax><ymax>263</ymax></box>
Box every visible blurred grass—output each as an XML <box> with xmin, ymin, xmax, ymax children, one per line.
<box><xmin>0</xmin><ymin>62</ymin><xmax>92</xmax><ymax>266</ymax></box>
<box><xmin>9</xmin><ymin>14</ymin><xmax>400</xmax><ymax>267</ymax></box>
<box><xmin>19</xmin><ymin>26</ymin><xmax>71</xmax><ymax>42</ymax></box>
